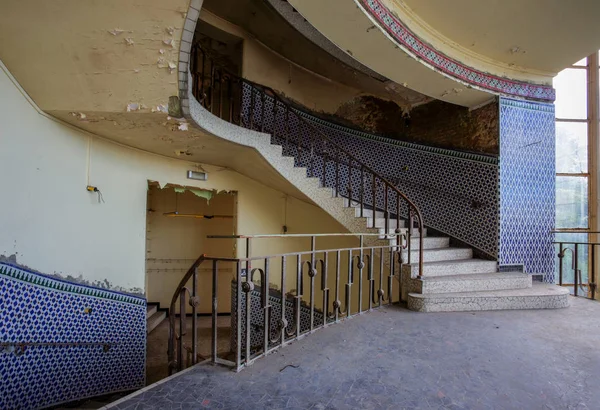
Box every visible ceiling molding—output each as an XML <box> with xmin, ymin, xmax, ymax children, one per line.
<box><xmin>359</xmin><ymin>0</ymin><xmax>556</xmax><ymax>102</ymax></box>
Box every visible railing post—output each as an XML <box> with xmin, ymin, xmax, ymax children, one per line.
<box><xmin>384</xmin><ymin>185</ymin><xmax>389</xmax><ymax>236</ymax></box>
<box><xmin>249</xmin><ymin>88</ymin><xmax>255</xmax><ymax>129</ymax></box>
<box><xmin>178</xmin><ymin>288</ymin><xmax>186</xmax><ymax>372</ymax></box>
<box><xmin>218</xmin><ymin>70</ymin><xmax>224</xmax><ymax>119</ymax></box>
<box><xmin>192</xmin><ymin>267</ymin><xmax>198</xmax><ymax>365</ymax></box>
<box><xmin>262</xmin><ymin>259</ymin><xmax>270</xmax><ymax>354</ymax></box>
<box><xmin>368</xmin><ymin>248</ymin><xmax>374</xmax><ymax>311</ymax></box>
<box><xmin>372</xmin><ymin>176</ymin><xmax>376</xmax><ymax>229</ymax></box>
<box><xmin>559</xmin><ymin>242</ymin><xmax>563</xmax><ymax>286</ymax></box>
<box><xmin>309</xmin><ymin>132</ymin><xmax>315</xmax><ymax>178</ymax></box>
<box><xmin>592</xmin><ymin>244</ymin><xmax>596</xmax><ymax>299</ymax></box>
<box><xmin>417</xmin><ymin>214</ymin><xmax>424</xmax><ymax>279</ymax></box>
<box><xmin>310</xmin><ymin>236</ymin><xmax>316</xmax><ymax>330</ymax></box>
<box><xmin>321</xmin><ymin>253</ymin><xmax>329</xmax><ymax>327</ymax></box>
<box><xmin>322</xmin><ymin>140</ymin><xmax>327</xmax><ymax>187</ymax></box>
<box><xmin>228</xmin><ymin>77</ymin><xmax>234</xmax><ymax>123</ymax></box>
<box><xmin>211</xmin><ymin>260</ymin><xmax>218</xmax><ymax>364</ymax></box>
<box><xmin>260</xmin><ymin>93</ymin><xmax>266</xmax><ymax>132</ymax></box>
<box><xmin>272</xmin><ymin>98</ymin><xmax>278</xmax><ymax>139</ymax></box>
<box><xmin>358</xmin><ymin>235</ymin><xmax>364</xmax><ymax>313</ymax></box>
<box><xmin>574</xmin><ymin>244</ymin><xmax>579</xmax><ymax>297</ymax></box>
<box><xmin>235</xmin><ymin>262</ymin><xmax>242</xmax><ymax>370</ymax></box>
<box><xmin>348</xmin><ymin>157</ymin><xmax>353</xmax><ymax>203</ymax></box>
<box><xmin>209</xmin><ymin>60</ymin><xmax>215</xmax><ymax>114</ymax></box>
<box><xmin>360</xmin><ymin>166</ymin><xmax>364</xmax><ymax>218</ymax></box>
<box><xmin>379</xmin><ymin>248</ymin><xmax>384</xmax><ymax>307</ymax></box>
<box><xmin>280</xmin><ymin>256</ymin><xmax>287</xmax><ymax>346</ymax></box>
<box><xmin>335</xmin><ymin>250</ymin><xmax>340</xmax><ymax>322</ymax></box>
<box><xmin>285</xmin><ymin>107</ymin><xmax>290</xmax><ymax>146</ymax></box>
<box><xmin>200</xmin><ymin>50</ymin><xmax>205</xmax><ymax>106</ymax></box>
<box><xmin>335</xmin><ymin>149</ymin><xmax>340</xmax><ymax>197</ymax></box>
<box><xmin>346</xmin><ymin>249</ymin><xmax>353</xmax><ymax>316</ymax></box>
<box><xmin>296</xmin><ymin>255</ymin><xmax>302</xmax><ymax>338</ymax></box>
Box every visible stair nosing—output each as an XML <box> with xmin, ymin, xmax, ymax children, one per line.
<box><xmin>408</xmin><ymin>283</ymin><xmax>569</xmax><ymax>299</ymax></box>
<box><xmin>419</xmin><ymin>272</ymin><xmax>528</xmax><ymax>282</ymax></box>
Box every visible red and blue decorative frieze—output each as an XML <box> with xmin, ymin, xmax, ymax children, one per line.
<box><xmin>360</xmin><ymin>0</ymin><xmax>556</xmax><ymax>102</ymax></box>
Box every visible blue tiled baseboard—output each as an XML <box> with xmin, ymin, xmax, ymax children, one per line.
<box><xmin>0</xmin><ymin>262</ymin><xmax>146</xmax><ymax>409</ymax></box>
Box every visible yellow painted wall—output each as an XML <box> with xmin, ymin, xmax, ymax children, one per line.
<box><xmin>145</xmin><ymin>187</ymin><xmax>236</xmax><ymax>313</ymax></box>
<box><xmin>200</xmin><ymin>11</ymin><xmax>362</xmax><ymax>114</ymax></box>
<box><xmin>0</xmin><ymin>62</ymin><xmax>369</xmax><ymax>310</ymax></box>
<box><xmin>0</xmin><ymin>0</ymin><xmax>188</xmax><ymax>113</ymax></box>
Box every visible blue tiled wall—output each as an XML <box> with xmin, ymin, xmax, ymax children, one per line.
<box><xmin>0</xmin><ymin>262</ymin><xmax>146</xmax><ymax>409</ymax></box>
<box><xmin>499</xmin><ymin>98</ymin><xmax>555</xmax><ymax>279</ymax></box>
<box><xmin>242</xmin><ymin>85</ymin><xmax>500</xmax><ymax>258</ymax></box>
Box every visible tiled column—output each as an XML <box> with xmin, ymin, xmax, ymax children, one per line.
<box><xmin>499</xmin><ymin>98</ymin><xmax>556</xmax><ymax>280</ymax></box>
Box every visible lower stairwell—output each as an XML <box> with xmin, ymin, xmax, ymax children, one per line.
<box><xmin>147</xmin><ymin>303</ymin><xmax>167</xmax><ymax>334</ymax></box>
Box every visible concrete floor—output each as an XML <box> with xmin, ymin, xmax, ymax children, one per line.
<box><xmin>105</xmin><ymin>297</ymin><xmax>600</xmax><ymax>409</ymax></box>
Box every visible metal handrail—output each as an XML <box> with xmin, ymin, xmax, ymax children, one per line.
<box><xmin>166</xmin><ymin>232</ymin><xmax>409</xmax><ymax>374</ymax></box>
<box><xmin>167</xmin><ymin>254</ymin><xmax>206</xmax><ymax>374</ymax></box>
<box><xmin>190</xmin><ymin>44</ymin><xmax>424</xmax><ymax>277</ymax></box>
<box><xmin>554</xmin><ymin>241</ymin><xmax>597</xmax><ymax>299</ymax></box>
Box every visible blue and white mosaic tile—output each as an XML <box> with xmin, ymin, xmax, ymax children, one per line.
<box><xmin>241</xmin><ymin>84</ymin><xmax>500</xmax><ymax>258</ymax></box>
<box><xmin>0</xmin><ymin>262</ymin><xmax>146</xmax><ymax>410</ymax></box>
<box><xmin>499</xmin><ymin>98</ymin><xmax>555</xmax><ymax>280</ymax></box>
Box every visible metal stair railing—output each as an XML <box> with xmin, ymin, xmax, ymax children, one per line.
<box><xmin>166</xmin><ymin>233</ymin><xmax>408</xmax><ymax>375</ymax></box>
<box><xmin>189</xmin><ymin>44</ymin><xmax>424</xmax><ymax>277</ymax></box>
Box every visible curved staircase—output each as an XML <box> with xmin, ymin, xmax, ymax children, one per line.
<box><xmin>185</xmin><ymin>46</ymin><xmax>569</xmax><ymax>312</ymax></box>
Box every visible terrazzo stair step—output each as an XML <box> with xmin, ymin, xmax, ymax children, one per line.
<box><xmin>379</xmin><ymin>228</ymin><xmax>427</xmax><ymax>240</ymax></box>
<box><xmin>280</xmin><ymin>155</ymin><xmax>296</xmax><ymax>168</ymax></box>
<box><xmin>355</xmin><ymin>208</ymin><xmax>386</xmax><ymax>219</ymax></box>
<box><xmin>407</xmin><ymin>282</ymin><xmax>570</xmax><ymax>312</ymax></box>
<box><xmin>318</xmin><ymin>186</ymin><xmax>335</xmax><ymax>197</ymax></box>
<box><xmin>368</xmin><ymin>217</ymin><xmax>405</xmax><ymax>230</ymax></box>
<box><xmin>402</xmin><ymin>259</ymin><xmax>498</xmax><ymax>278</ymax></box>
<box><xmin>411</xmin><ymin>272</ymin><xmax>532</xmax><ymax>294</ymax></box>
<box><xmin>342</xmin><ymin>199</ymin><xmax>385</xmax><ymax>218</ymax></box>
<box><xmin>147</xmin><ymin>310</ymin><xmax>166</xmax><ymax>334</ymax></box>
<box><xmin>409</xmin><ymin>236</ymin><xmax>450</xmax><ymax>250</ymax></box>
<box><xmin>146</xmin><ymin>303</ymin><xmax>158</xmax><ymax>319</ymax></box>
<box><xmin>402</xmin><ymin>247</ymin><xmax>473</xmax><ymax>263</ymax></box>
<box><xmin>379</xmin><ymin>227</ymin><xmax>427</xmax><ymax>238</ymax></box>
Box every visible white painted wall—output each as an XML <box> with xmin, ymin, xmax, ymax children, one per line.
<box><xmin>0</xmin><ymin>64</ymin><xmax>353</xmax><ymax>295</ymax></box>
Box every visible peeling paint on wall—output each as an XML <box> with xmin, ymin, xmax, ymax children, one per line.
<box><xmin>0</xmin><ymin>253</ymin><xmax>144</xmax><ymax>296</ymax></box>
<box><xmin>330</xmin><ymin>96</ymin><xmax>499</xmax><ymax>154</ymax></box>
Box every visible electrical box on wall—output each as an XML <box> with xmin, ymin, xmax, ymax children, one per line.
<box><xmin>187</xmin><ymin>170</ymin><xmax>207</xmax><ymax>181</ymax></box>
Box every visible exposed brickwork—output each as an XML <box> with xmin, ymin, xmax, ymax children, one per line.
<box><xmin>333</xmin><ymin>97</ymin><xmax>499</xmax><ymax>155</ymax></box>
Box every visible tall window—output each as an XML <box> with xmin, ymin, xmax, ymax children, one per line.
<box><xmin>554</xmin><ymin>57</ymin><xmax>589</xmax><ymax>231</ymax></box>
<box><xmin>553</xmin><ymin>55</ymin><xmax>595</xmax><ymax>293</ymax></box>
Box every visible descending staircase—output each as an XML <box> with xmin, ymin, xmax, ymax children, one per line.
<box><xmin>185</xmin><ymin>46</ymin><xmax>569</xmax><ymax>313</ymax></box>
<box><xmin>147</xmin><ymin>303</ymin><xmax>167</xmax><ymax>334</ymax></box>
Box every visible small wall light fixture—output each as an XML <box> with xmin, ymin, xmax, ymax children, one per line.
<box><xmin>187</xmin><ymin>170</ymin><xmax>207</xmax><ymax>181</ymax></box>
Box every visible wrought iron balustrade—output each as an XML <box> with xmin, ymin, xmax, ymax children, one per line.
<box><xmin>167</xmin><ymin>232</ymin><xmax>410</xmax><ymax>374</ymax></box>
<box><xmin>189</xmin><ymin>44</ymin><xmax>424</xmax><ymax>276</ymax></box>
<box><xmin>554</xmin><ymin>239</ymin><xmax>598</xmax><ymax>300</ymax></box>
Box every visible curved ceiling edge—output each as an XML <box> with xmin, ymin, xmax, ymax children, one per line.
<box><xmin>265</xmin><ymin>0</ymin><xmax>387</xmax><ymax>82</ymax></box>
<box><xmin>360</xmin><ymin>0</ymin><xmax>555</xmax><ymax>102</ymax></box>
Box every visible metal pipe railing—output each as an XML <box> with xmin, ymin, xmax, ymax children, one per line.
<box><xmin>190</xmin><ymin>44</ymin><xmax>425</xmax><ymax>278</ymax></box>
<box><xmin>167</xmin><ymin>232</ymin><xmax>409</xmax><ymax>375</ymax></box>
<box><xmin>554</xmin><ymin>241</ymin><xmax>597</xmax><ymax>300</ymax></box>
